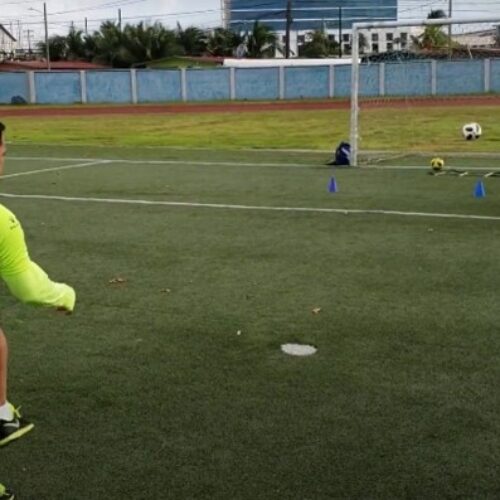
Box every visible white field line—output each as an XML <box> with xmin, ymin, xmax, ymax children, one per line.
<box><xmin>2</xmin><ymin>160</ymin><xmax>111</xmax><ymax>179</ymax></box>
<box><xmin>9</xmin><ymin>156</ymin><xmax>500</xmax><ymax>172</ymax></box>
<box><xmin>0</xmin><ymin>192</ymin><xmax>498</xmax><ymax>222</ymax></box>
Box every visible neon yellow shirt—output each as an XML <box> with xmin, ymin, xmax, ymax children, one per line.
<box><xmin>0</xmin><ymin>204</ymin><xmax>75</xmax><ymax>311</ymax></box>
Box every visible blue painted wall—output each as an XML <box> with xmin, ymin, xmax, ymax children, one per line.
<box><xmin>490</xmin><ymin>59</ymin><xmax>500</xmax><ymax>92</ymax></box>
<box><xmin>0</xmin><ymin>73</ymin><xmax>29</xmax><ymax>104</ymax></box>
<box><xmin>35</xmin><ymin>71</ymin><xmax>81</xmax><ymax>104</ymax></box>
<box><xmin>137</xmin><ymin>70</ymin><xmax>182</xmax><ymax>102</ymax></box>
<box><xmin>186</xmin><ymin>69</ymin><xmax>231</xmax><ymax>101</ymax></box>
<box><xmin>436</xmin><ymin>60</ymin><xmax>484</xmax><ymax>95</ymax></box>
<box><xmin>285</xmin><ymin>66</ymin><xmax>329</xmax><ymax>99</ymax></box>
<box><xmin>385</xmin><ymin>61</ymin><xmax>432</xmax><ymax>96</ymax></box>
<box><xmin>86</xmin><ymin>71</ymin><xmax>132</xmax><ymax>103</ymax></box>
<box><xmin>235</xmin><ymin>68</ymin><xmax>279</xmax><ymax>100</ymax></box>
<box><xmin>333</xmin><ymin>66</ymin><xmax>351</xmax><ymax>97</ymax></box>
<box><xmin>6</xmin><ymin>59</ymin><xmax>500</xmax><ymax>105</ymax></box>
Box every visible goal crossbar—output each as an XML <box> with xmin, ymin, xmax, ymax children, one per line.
<box><xmin>349</xmin><ymin>16</ymin><xmax>500</xmax><ymax>166</ymax></box>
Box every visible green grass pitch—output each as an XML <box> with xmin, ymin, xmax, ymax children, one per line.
<box><xmin>1</xmin><ymin>104</ymin><xmax>500</xmax><ymax>498</ymax></box>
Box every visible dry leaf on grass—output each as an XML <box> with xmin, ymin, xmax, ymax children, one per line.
<box><xmin>109</xmin><ymin>277</ymin><xmax>127</xmax><ymax>285</ymax></box>
<box><xmin>311</xmin><ymin>307</ymin><xmax>322</xmax><ymax>315</ymax></box>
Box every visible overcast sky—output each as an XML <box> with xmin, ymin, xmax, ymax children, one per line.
<box><xmin>1</xmin><ymin>0</ymin><xmax>499</xmax><ymax>47</ymax></box>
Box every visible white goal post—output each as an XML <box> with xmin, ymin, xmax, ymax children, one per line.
<box><xmin>349</xmin><ymin>16</ymin><xmax>500</xmax><ymax>167</ymax></box>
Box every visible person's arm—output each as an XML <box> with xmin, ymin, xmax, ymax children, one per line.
<box><xmin>0</xmin><ymin>206</ymin><xmax>75</xmax><ymax>312</ymax></box>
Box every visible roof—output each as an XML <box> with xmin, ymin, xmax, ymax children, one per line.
<box><xmin>0</xmin><ymin>60</ymin><xmax>110</xmax><ymax>71</ymax></box>
<box><xmin>0</xmin><ymin>24</ymin><xmax>16</xmax><ymax>42</ymax></box>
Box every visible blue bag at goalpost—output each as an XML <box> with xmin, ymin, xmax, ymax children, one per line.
<box><xmin>327</xmin><ymin>141</ymin><xmax>351</xmax><ymax>166</ymax></box>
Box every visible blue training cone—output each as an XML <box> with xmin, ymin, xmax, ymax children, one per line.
<box><xmin>474</xmin><ymin>179</ymin><xmax>486</xmax><ymax>198</ymax></box>
<box><xmin>328</xmin><ymin>176</ymin><xmax>338</xmax><ymax>193</ymax></box>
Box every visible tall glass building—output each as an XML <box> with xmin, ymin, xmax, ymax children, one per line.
<box><xmin>224</xmin><ymin>0</ymin><xmax>398</xmax><ymax>32</ymax></box>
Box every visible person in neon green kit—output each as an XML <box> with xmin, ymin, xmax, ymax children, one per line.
<box><xmin>0</xmin><ymin>122</ymin><xmax>75</xmax><ymax>499</ymax></box>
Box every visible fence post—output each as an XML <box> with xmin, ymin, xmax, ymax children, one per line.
<box><xmin>180</xmin><ymin>68</ymin><xmax>187</xmax><ymax>102</ymax></box>
<box><xmin>279</xmin><ymin>66</ymin><xmax>285</xmax><ymax>100</ymax></box>
<box><xmin>329</xmin><ymin>65</ymin><xmax>335</xmax><ymax>98</ymax></box>
<box><xmin>80</xmin><ymin>70</ymin><xmax>87</xmax><ymax>104</ymax></box>
<box><xmin>431</xmin><ymin>60</ymin><xmax>437</xmax><ymax>96</ymax></box>
<box><xmin>229</xmin><ymin>67</ymin><xmax>236</xmax><ymax>100</ymax></box>
<box><xmin>130</xmin><ymin>69</ymin><xmax>138</xmax><ymax>104</ymax></box>
<box><xmin>484</xmin><ymin>59</ymin><xmax>490</xmax><ymax>93</ymax></box>
<box><xmin>28</xmin><ymin>71</ymin><xmax>36</xmax><ymax>104</ymax></box>
<box><xmin>379</xmin><ymin>62</ymin><xmax>385</xmax><ymax>97</ymax></box>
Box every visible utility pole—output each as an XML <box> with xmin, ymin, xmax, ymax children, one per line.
<box><xmin>285</xmin><ymin>0</ymin><xmax>292</xmax><ymax>58</ymax></box>
<box><xmin>448</xmin><ymin>0</ymin><xmax>452</xmax><ymax>56</ymax></box>
<box><xmin>26</xmin><ymin>29</ymin><xmax>33</xmax><ymax>54</ymax></box>
<box><xmin>118</xmin><ymin>8</ymin><xmax>122</xmax><ymax>30</ymax></box>
<box><xmin>84</xmin><ymin>17</ymin><xmax>88</xmax><ymax>35</ymax></box>
<box><xmin>44</xmin><ymin>2</ymin><xmax>50</xmax><ymax>70</ymax></box>
<box><xmin>17</xmin><ymin>20</ymin><xmax>21</xmax><ymax>51</ymax></box>
<box><xmin>338</xmin><ymin>6</ymin><xmax>342</xmax><ymax>58</ymax></box>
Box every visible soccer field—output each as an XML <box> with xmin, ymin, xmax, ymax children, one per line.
<box><xmin>2</xmin><ymin>142</ymin><xmax>500</xmax><ymax>498</ymax></box>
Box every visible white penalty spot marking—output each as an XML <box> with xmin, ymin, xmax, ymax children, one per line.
<box><xmin>281</xmin><ymin>343</ymin><xmax>317</xmax><ymax>356</ymax></box>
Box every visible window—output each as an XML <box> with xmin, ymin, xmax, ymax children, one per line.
<box><xmin>372</xmin><ymin>43</ymin><xmax>379</xmax><ymax>53</ymax></box>
<box><xmin>386</xmin><ymin>32</ymin><xmax>393</xmax><ymax>41</ymax></box>
<box><xmin>297</xmin><ymin>35</ymin><xmax>305</xmax><ymax>44</ymax></box>
<box><xmin>342</xmin><ymin>34</ymin><xmax>350</xmax><ymax>42</ymax></box>
<box><xmin>328</xmin><ymin>34</ymin><xmax>336</xmax><ymax>42</ymax></box>
<box><xmin>371</xmin><ymin>33</ymin><xmax>379</xmax><ymax>42</ymax></box>
<box><xmin>386</xmin><ymin>42</ymin><xmax>393</xmax><ymax>51</ymax></box>
<box><xmin>400</xmin><ymin>32</ymin><xmax>408</xmax><ymax>41</ymax></box>
<box><xmin>401</xmin><ymin>41</ymin><xmax>407</xmax><ymax>49</ymax></box>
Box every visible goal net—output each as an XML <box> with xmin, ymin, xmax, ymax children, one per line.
<box><xmin>349</xmin><ymin>17</ymin><xmax>500</xmax><ymax>168</ymax></box>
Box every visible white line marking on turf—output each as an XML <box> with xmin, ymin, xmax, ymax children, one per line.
<box><xmin>9</xmin><ymin>157</ymin><xmax>319</xmax><ymax>169</ymax></box>
<box><xmin>2</xmin><ymin>160</ymin><xmax>111</xmax><ymax>179</ymax></box>
<box><xmin>0</xmin><ymin>192</ymin><xmax>498</xmax><ymax>222</ymax></box>
<box><xmin>8</xmin><ymin>156</ymin><xmax>500</xmax><ymax>172</ymax></box>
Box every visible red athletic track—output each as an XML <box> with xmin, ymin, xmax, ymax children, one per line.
<box><xmin>1</xmin><ymin>95</ymin><xmax>499</xmax><ymax>117</ymax></box>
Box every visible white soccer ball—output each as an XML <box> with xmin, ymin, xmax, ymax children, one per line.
<box><xmin>462</xmin><ymin>122</ymin><xmax>482</xmax><ymax>141</ymax></box>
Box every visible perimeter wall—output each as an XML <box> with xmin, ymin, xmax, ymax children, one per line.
<box><xmin>1</xmin><ymin>59</ymin><xmax>499</xmax><ymax>105</ymax></box>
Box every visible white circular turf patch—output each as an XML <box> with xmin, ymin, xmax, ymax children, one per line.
<box><xmin>281</xmin><ymin>343</ymin><xmax>317</xmax><ymax>356</ymax></box>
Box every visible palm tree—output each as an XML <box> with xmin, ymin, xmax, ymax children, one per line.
<box><xmin>206</xmin><ymin>28</ymin><xmax>244</xmax><ymax>57</ymax></box>
<box><xmin>37</xmin><ymin>35</ymin><xmax>67</xmax><ymax>61</ymax></box>
<box><xmin>412</xmin><ymin>10</ymin><xmax>450</xmax><ymax>51</ymax></box>
<box><xmin>65</xmin><ymin>26</ymin><xmax>86</xmax><ymax>60</ymax></box>
<box><xmin>245</xmin><ymin>21</ymin><xmax>281</xmax><ymax>58</ymax></box>
<box><xmin>121</xmin><ymin>22</ymin><xmax>179</xmax><ymax>65</ymax></box>
<box><xmin>91</xmin><ymin>21</ymin><xmax>124</xmax><ymax>66</ymax></box>
<box><xmin>175</xmin><ymin>23</ymin><xmax>207</xmax><ymax>56</ymax></box>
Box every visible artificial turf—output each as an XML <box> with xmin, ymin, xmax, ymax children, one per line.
<box><xmin>0</xmin><ymin>102</ymin><xmax>499</xmax><ymax>498</ymax></box>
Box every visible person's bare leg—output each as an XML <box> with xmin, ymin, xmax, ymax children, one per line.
<box><xmin>0</xmin><ymin>328</ymin><xmax>7</xmax><ymax>407</ymax></box>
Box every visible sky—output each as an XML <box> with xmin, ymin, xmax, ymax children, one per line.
<box><xmin>1</xmin><ymin>0</ymin><xmax>499</xmax><ymax>48</ymax></box>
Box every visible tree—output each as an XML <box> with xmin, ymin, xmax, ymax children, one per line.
<box><xmin>206</xmin><ymin>28</ymin><xmax>244</xmax><ymax>57</ymax></box>
<box><xmin>36</xmin><ymin>35</ymin><xmax>67</xmax><ymax>61</ymax></box>
<box><xmin>175</xmin><ymin>24</ymin><xmax>207</xmax><ymax>56</ymax></box>
<box><xmin>65</xmin><ymin>26</ymin><xmax>86</xmax><ymax>60</ymax></box>
<box><xmin>91</xmin><ymin>21</ymin><xmax>127</xmax><ymax>67</ymax></box>
<box><xmin>245</xmin><ymin>21</ymin><xmax>281</xmax><ymax>58</ymax></box>
<box><xmin>427</xmin><ymin>9</ymin><xmax>447</xmax><ymax>19</ymax></box>
<box><xmin>412</xmin><ymin>10</ymin><xmax>450</xmax><ymax>50</ymax></box>
<box><xmin>298</xmin><ymin>30</ymin><xmax>338</xmax><ymax>58</ymax></box>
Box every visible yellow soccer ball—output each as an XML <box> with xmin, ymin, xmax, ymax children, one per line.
<box><xmin>430</xmin><ymin>157</ymin><xmax>445</xmax><ymax>171</ymax></box>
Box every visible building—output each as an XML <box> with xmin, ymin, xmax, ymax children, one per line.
<box><xmin>0</xmin><ymin>25</ymin><xmax>16</xmax><ymax>59</ymax></box>
<box><xmin>223</xmin><ymin>0</ymin><xmax>399</xmax><ymax>55</ymax></box>
<box><xmin>452</xmin><ymin>26</ymin><xmax>499</xmax><ymax>48</ymax></box>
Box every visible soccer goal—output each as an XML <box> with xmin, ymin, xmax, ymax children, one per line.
<box><xmin>349</xmin><ymin>16</ymin><xmax>500</xmax><ymax>167</ymax></box>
